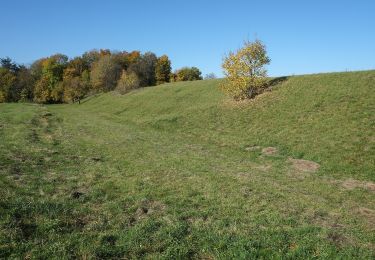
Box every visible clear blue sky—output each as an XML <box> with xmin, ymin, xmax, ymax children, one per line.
<box><xmin>1</xmin><ymin>0</ymin><xmax>374</xmax><ymax>77</ymax></box>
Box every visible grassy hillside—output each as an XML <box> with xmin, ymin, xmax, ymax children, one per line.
<box><xmin>0</xmin><ymin>70</ymin><xmax>374</xmax><ymax>258</ymax></box>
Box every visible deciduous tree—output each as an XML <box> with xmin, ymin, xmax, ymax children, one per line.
<box><xmin>175</xmin><ymin>67</ymin><xmax>202</xmax><ymax>81</ymax></box>
<box><xmin>90</xmin><ymin>55</ymin><xmax>121</xmax><ymax>92</ymax></box>
<box><xmin>0</xmin><ymin>68</ymin><xmax>16</xmax><ymax>102</ymax></box>
<box><xmin>33</xmin><ymin>54</ymin><xmax>68</xmax><ymax>103</ymax></box>
<box><xmin>221</xmin><ymin>39</ymin><xmax>270</xmax><ymax>100</ymax></box>
<box><xmin>129</xmin><ymin>52</ymin><xmax>157</xmax><ymax>87</ymax></box>
<box><xmin>116</xmin><ymin>70</ymin><xmax>140</xmax><ymax>94</ymax></box>
<box><xmin>155</xmin><ymin>55</ymin><xmax>171</xmax><ymax>85</ymax></box>
<box><xmin>62</xmin><ymin>77</ymin><xmax>89</xmax><ymax>103</ymax></box>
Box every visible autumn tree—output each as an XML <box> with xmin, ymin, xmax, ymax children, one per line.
<box><xmin>175</xmin><ymin>67</ymin><xmax>202</xmax><ymax>81</ymax></box>
<box><xmin>111</xmin><ymin>51</ymin><xmax>141</xmax><ymax>71</ymax></box>
<box><xmin>30</xmin><ymin>58</ymin><xmax>45</xmax><ymax>81</ymax></box>
<box><xmin>61</xmin><ymin>76</ymin><xmax>89</xmax><ymax>103</ymax></box>
<box><xmin>0</xmin><ymin>57</ymin><xmax>36</xmax><ymax>102</ymax></box>
<box><xmin>116</xmin><ymin>70</ymin><xmax>140</xmax><ymax>94</ymax></box>
<box><xmin>63</xmin><ymin>57</ymin><xmax>88</xmax><ymax>80</ymax></box>
<box><xmin>14</xmin><ymin>66</ymin><xmax>35</xmax><ymax>102</ymax></box>
<box><xmin>90</xmin><ymin>55</ymin><xmax>121</xmax><ymax>92</ymax></box>
<box><xmin>129</xmin><ymin>52</ymin><xmax>157</xmax><ymax>87</ymax></box>
<box><xmin>33</xmin><ymin>75</ymin><xmax>52</xmax><ymax>103</ymax></box>
<box><xmin>61</xmin><ymin>57</ymin><xmax>90</xmax><ymax>103</ymax></box>
<box><xmin>221</xmin><ymin>39</ymin><xmax>270</xmax><ymax>100</ymax></box>
<box><xmin>82</xmin><ymin>50</ymin><xmax>101</xmax><ymax>69</ymax></box>
<box><xmin>169</xmin><ymin>72</ymin><xmax>177</xmax><ymax>82</ymax></box>
<box><xmin>0</xmin><ymin>67</ymin><xmax>17</xmax><ymax>102</ymax></box>
<box><xmin>33</xmin><ymin>54</ymin><xmax>68</xmax><ymax>103</ymax></box>
<box><xmin>155</xmin><ymin>55</ymin><xmax>171</xmax><ymax>85</ymax></box>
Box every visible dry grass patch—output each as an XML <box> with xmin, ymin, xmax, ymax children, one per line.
<box><xmin>341</xmin><ymin>179</ymin><xmax>375</xmax><ymax>193</ymax></box>
<box><xmin>288</xmin><ymin>158</ymin><xmax>320</xmax><ymax>173</ymax></box>
<box><xmin>261</xmin><ymin>147</ymin><xmax>278</xmax><ymax>156</ymax></box>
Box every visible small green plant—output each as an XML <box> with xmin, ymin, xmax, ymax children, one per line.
<box><xmin>221</xmin><ymin>39</ymin><xmax>270</xmax><ymax>100</ymax></box>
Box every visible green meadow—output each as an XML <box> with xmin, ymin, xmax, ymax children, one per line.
<box><xmin>1</xmin><ymin>70</ymin><xmax>374</xmax><ymax>258</ymax></box>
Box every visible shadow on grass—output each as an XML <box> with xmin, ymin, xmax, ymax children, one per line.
<box><xmin>249</xmin><ymin>76</ymin><xmax>290</xmax><ymax>99</ymax></box>
<box><xmin>79</xmin><ymin>93</ymin><xmax>101</xmax><ymax>104</ymax></box>
<box><xmin>267</xmin><ymin>76</ymin><xmax>289</xmax><ymax>88</ymax></box>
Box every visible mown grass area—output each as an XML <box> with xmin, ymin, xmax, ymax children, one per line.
<box><xmin>0</xmin><ymin>70</ymin><xmax>374</xmax><ymax>258</ymax></box>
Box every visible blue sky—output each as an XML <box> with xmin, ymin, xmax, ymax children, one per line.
<box><xmin>0</xmin><ymin>0</ymin><xmax>374</xmax><ymax>77</ymax></box>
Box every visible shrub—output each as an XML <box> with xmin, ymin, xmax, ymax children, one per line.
<box><xmin>221</xmin><ymin>39</ymin><xmax>270</xmax><ymax>100</ymax></box>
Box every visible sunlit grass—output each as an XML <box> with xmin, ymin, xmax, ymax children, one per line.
<box><xmin>0</xmin><ymin>71</ymin><xmax>374</xmax><ymax>258</ymax></box>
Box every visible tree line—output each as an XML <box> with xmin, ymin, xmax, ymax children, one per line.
<box><xmin>0</xmin><ymin>50</ymin><xmax>203</xmax><ymax>103</ymax></box>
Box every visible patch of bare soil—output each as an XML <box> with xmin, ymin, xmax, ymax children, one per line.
<box><xmin>288</xmin><ymin>158</ymin><xmax>320</xmax><ymax>172</ymax></box>
<box><xmin>134</xmin><ymin>200</ymin><xmax>166</xmax><ymax>221</ymax></box>
<box><xmin>261</xmin><ymin>147</ymin><xmax>278</xmax><ymax>156</ymax></box>
<box><xmin>341</xmin><ymin>179</ymin><xmax>375</xmax><ymax>193</ymax></box>
<box><xmin>71</xmin><ymin>191</ymin><xmax>85</xmax><ymax>199</ymax></box>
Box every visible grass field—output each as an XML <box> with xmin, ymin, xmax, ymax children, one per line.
<box><xmin>1</xmin><ymin>70</ymin><xmax>374</xmax><ymax>258</ymax></box>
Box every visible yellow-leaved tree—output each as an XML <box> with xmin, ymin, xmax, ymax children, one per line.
<box><xmin>221</xmin><ymin>39</ymin><xmax>270</xmax><ymax>100</ymax></box>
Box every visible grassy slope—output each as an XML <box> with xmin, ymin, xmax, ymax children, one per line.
<box><xmin>0</xmin><ymin>71</ymin><xmax>374</xmax><ymax>258</ymax></box>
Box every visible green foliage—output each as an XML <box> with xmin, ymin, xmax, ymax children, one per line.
<box><xmin>175</xmin><ymin>67</ymin><xmax>202</xmax><ymax>81</ymax></box>
<box><xmin>116</xmin><ymin>70</ymin><xmax>140</xmax><ymax>94</ymax></box>
<box><xmin>155</xmin><ymin>55</ymin><xmax>171</xmax><ymax>85</ymax></box>
<box><xmin>221</xmin><ymin>39</ymin><xmax>271</xmax><ymax>100</ymax></box>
